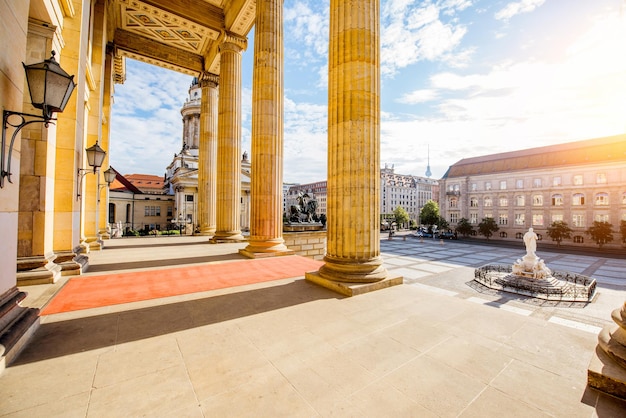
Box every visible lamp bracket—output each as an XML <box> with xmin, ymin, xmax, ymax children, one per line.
<box><xmin>1</xmin><ymin>110</ymin><xmax>55</xmax><ymax>188</ymax></box>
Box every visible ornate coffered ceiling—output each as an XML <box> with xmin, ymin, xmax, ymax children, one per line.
<box><xmin>110</xmin><ymin>0</ymin><xmax>256</xmax><ymax>80</ymax></box>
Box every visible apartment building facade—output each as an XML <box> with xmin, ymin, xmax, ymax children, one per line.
<box><xmin>439</xmin><ymin>135</ymin><xmax>626</xmax><ymax>249</ymax></box>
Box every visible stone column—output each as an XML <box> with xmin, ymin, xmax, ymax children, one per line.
<box><xmin>306</xmin><ymin>0</ymin><xmax>402</xmax><ymax>296</ymax></box>
<box><xmin>210</xmin><ymin>34</ymin><xmax>246</xmax><ymax>243</ymax></box>
<box><xmin>81</xmin><ymin>0</ymin><xmax>108</xmax><ymax>252</ymax></box>
<box><xmin>197</xmin><ymin>72</ymin><xmax>219</xmax><ymax>236</ymax></box>
<box><xmin>240</xmin><ymin>0</ymin><xmax>293</xmax><ymax>258</ymax></box>
<box><xmin>53</xmin><ymin>0</ymin><xmax>90</xmax><ymax>276</ymax></box>
<box><xmin>588</xmin><ymin>301</ymin><xmax>626</xmax><ymax>399</ymax></box>
<box><xmin>98</xmin><ymin>49</ymin><xmax>114</xmax><ymax>240</ymax></box>
<box><xmin>16</xmin><ymin>20</ymin><xmax>61</xmax><ymax>285</ymax></box>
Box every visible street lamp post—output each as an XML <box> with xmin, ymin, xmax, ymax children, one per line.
<box><xmin>1</xmin><ymin>51</ymin><xmax>76</xmax><ymax>188</ymax></box>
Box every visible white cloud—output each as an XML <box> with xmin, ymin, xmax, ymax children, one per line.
<box><xmin>494</xmin><ymin>0</ymin><xmax>545</xmax><ymax>21</ymax></box>
<box><xmin>381</xmin><ymin>1</ymin><xmax>469</xmax><ymax>77</ymax></box>
<box><xmin>398</xmin><ymin>89</ymin><xmax>439</xmax><ymax>104</ymax></box>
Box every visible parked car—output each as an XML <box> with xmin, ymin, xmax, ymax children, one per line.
<box><xmin>437</xmin><ymin>231</ymin><xmax>457</xmax><ymax>240</ymax></box>
<box><xmin>416</xmin><ymin>231</ymin><xmax>434</xmax><ymax>238</ymax></box>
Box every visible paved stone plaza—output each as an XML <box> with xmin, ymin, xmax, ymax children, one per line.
<box><xmin>2</xmin><ymin>236</ymin><xmax>625</xmax><ymax>417</ymax></box>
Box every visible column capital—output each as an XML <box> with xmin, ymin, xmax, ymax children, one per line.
<box><xmin>220</xmin><ymin>32</ymin><xmax>247</xmax><ymax>53</ymax></box>
<box><xmin>199</xmin><ymin>71</ymin><xmax>219</xmax><ymax>88</ymax></box>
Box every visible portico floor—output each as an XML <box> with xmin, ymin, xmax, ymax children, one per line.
<box><xmin>2</xmin><ymin>235</ymin><xmax>625</xmax><ymax>416</ymax></box>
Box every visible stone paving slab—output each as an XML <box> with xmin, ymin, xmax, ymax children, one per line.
<box><xmin>2</xmin><ymin>235</ymin><xmax>625</xmax><ymax>416</ymax></box>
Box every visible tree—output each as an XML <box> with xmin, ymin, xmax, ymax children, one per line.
<box><xmin>393</xmin><ymin>206</ymin><xmax>410</xmax><ymax>229</ymax></box>
<box><xmin>478</xmin><ymin>217</ymin><xmax>499</xmax><ymax>240</ymax></box>
<box><xmin>436</xmin><ymin>216</ymin><xmax>449</xmax><ymax>231</ymax></box>
<box><xmin>455</xmin><ymin>218</ymin><xmax>473</xmax><ymax>238</ymax></box>
<box><xmin>620</xmin><ymin>220</ymin><xmax>626</xmax><ymax>244</ymax></box>
<box><xmin>586</xmin><ymin>221</ymin><xmax>614</xmax><ymax>248</ymax></box>
<box><xmin>420</xmin><ymin>200</ymin><xmax>440</xmax><ymax>229</ymax></box>
<box><xmin>546</xmin><ymin>221</ymin><xmax>573</xmax><ymax>247</ymax></box>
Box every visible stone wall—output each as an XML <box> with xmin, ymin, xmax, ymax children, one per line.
<box><xmin>284</xmin><ymin>231</ymin><xmax>326</xmax><ymax>260</ymax></box>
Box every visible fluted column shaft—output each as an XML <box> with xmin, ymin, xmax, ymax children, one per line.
<box><xmin>242</xmin><ymin>0</ymin><xmax>290</xmax><ymax>256</ymax></box>
<box><xmin>319</xmin><ymin>0</ymin><xmax>387</xmax><ymax>282</ymax></box>
<box><xmin>211</xmin><ymin>34</ymin><xmax>246</xmax><ymax>243</ymax></box>
<box><xmin>198</xmin><ymin>73</ymin><xmax>219</xmax><ymax>236</ymax></box>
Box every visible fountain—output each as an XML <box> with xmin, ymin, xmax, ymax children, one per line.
<box><xmin>474</xmin><ymin>228</ymin><xmax>596</xmax><ymax>302</ymax></box>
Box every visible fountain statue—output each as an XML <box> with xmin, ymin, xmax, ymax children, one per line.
<box><xmin>474</xmin><ymin>228</ymin><xmax>596</xmax><ymax>302</ymax></box>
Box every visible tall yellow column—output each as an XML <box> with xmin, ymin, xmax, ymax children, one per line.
<box><xmin>16</xmin><ymin>20</ymin><xmax>61</xmax><ymax>285</ymax></box>
<box><xmin>197</xmin><ymin>72</ymin><xmax>219</xmax><ymax>236</ymax></box>
<box><xmin>306</xmin><ymin>0</ymin><xmax>402</xmax><ymax>296</ymax></box>
<box><xmin>53</xmin><ymin>0</ymin><xmax>90</xmax><ymax>275</ymax></box>
<box><xmin>98</xmin><ymin>49</ymin><xmax>114</xmax><ymax>240</ymax></box>
<box><xmin>240</xmin><ymin>0</ymin><xmax>292</xmax><ymax>258</ymax></box>
<box><xmin>81</xmin><ymin>0</ymin><xmax>108</xmax><ymax>252</ymax></box>
<box><xmin>211</xmin><ymin>34</ymin><xmax>246</xmax><ymax>243</ymax></box>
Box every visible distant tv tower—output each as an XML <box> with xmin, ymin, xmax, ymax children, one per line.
<box><xmin>425</xmin><ymin>144</ymin><xmax>432</xmax><ymax>178</ymax></box>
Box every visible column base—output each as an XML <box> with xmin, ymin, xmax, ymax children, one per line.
<box><xmin>305</xmin><ymin>271</ymin><xmax>403</xmax><ymax>297</ymax></box>
<box><xmin>53</xmin><ymin>251</ymin><xmax>88</xmax><ymax>276</ymax></box>
<box><xmin>209</xmin><ymin>233</ymin><xmax>245</xmax><ymax>244</ymax></box>
<box><xmin>239</xmin><ymin>239</ymin><xmax>294</xmax><ymax>258</ymax></box>
<box><xmin>588</xmin><ymin>344</ymin><xmax>626</xmax><ymax>399</ymax></box>
<box><xmin>0</xmin><ymin>287</ymin><xmax>40</xmax><ymax>375</ymax></box>
<box><xmin>16</xmin><ymin>254</ymin><xmax>62</xmax><ymax>286</ymax></box>
<box><xmin>239</xmin><ymin>248</ymin><xmax>295</xmax><ymax>259</ymax></box>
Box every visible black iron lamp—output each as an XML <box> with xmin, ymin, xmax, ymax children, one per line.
<box><xmin>76</xmin><ymin>141</ymin><xmax>107</xmax><ymax>199</ymax></box>
<box><xmin>97</xmin><ymin>166</ymin><xmax>117</xmax><ymax>203</ymax></box>
<box><xmin>1</xmin><ymin>51</ymin><xmax>76</xmax><ymax>188</ymax></box>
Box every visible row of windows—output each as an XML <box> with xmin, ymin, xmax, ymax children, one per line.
<box><xmin>448</xmin><ymin>173</ymin><xmax>611</xmax><ymax>193</ymax></box>
<box><xmin>454</xmin><ymin>192</ymin><xmax>623</xmax><ymax>208</ymax></box>
<box><xmin>457</xmin><ymin>212</ymin><xmax>614</xmax><ymax>228</ymax></box>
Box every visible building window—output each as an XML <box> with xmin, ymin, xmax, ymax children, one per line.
<box><xmin>470</xmin><ymin>197</ymin><xmax>478</xmax><ymax>207</ymax></box>
<box><xmin>532</xmin><ymin>214</ymin><xmax>544</xmax><ymax>226</ymax></box>
<box><xmin>596</xmin><ymin>173</ymin><xmax>607</xmax><ymax>184</ymax></box>
<box><xmin>533</xmin><ymin>195</ymin><xmax>543</xmax><ymax>206</ymax></box>
<box><xmin>484</xmin><ymin>197</ymin><xmax>493</xmax><ymax>207</ymax></box>
<box><xmin>144</xmin><ymin>206</ymin><xmax>161</xmax><ymax>217</ymax></box>
<box><xmin>516</xmin><ymin>232</ymin><xmax>524</xmax><ymax>239</ymax></box>
<box><xmin>573</xmin><ymin>214</ymin><xmax>585</xmax><ymax>228</ymax></box>
<box><xmin>485</xmin><ymin>182</ymin><xmax>492</xmax><ymax>190</ymax></box>
<box><xmin>498</xmin><ymin>214</ymin><xmax>508</xmax><ymax>225</ymax></box>
<box><xmin>109</xmin><ymin>203</ymin><xmax>115</xmax><ymax>224</ymax></box>
<box><xmin>552</xmin><ymin>214</ymin><xmax>563</xmax><ymax>222</ymax></box>
<box><xmin>573</xmin><ymin>193</ymin><xmax>585</xmax><ymax>205</ymax></box>
<box><xmin>450</xmin><ymin>213</ymin><xmax>458</xmax><ymax>224</ymax></box>
<box><xmin>552</xmin><ymin>194</ymin><xmax>563</xmax><ymax>206</ymax></box>
<box><xmin>499</xmin><ymin>180</ymin><xmax>507</xmax><ymax>190</ymax></box>
<box><xmin>186</xmin><ymin>194</ymin><xmax>194</xmax><ymax>202</ymax></box>
<box><xmin>499</xmin><ymin>197</ymin><xmax>508</xmax><ymax>207</ymax></box>
<box><xmin>449</xmin><ymin>198</ymin><xmax>458</xmax><ymax>208</ymax></box>
<box><xmin>573</xmin><ymin>236</ymin><xmax>584</xmax><ymax>243</ymax></box>
<box><xmin>167</xmin><ymin>206</ymin><xmax>173</xmax><ymax>217</ymax></box>
<box><xmin>573</xmin><ymin>175</ymin><xmax>583</xmax><ymax>185</ymax></box>
<box><xmin>515</xmin><ymin>195</ymin><xmax>525</xmax><ymax>206</ymax></box>
<box><xmin>595</xmin><ymin>193</ymin><xmax>609</xmax><ymax>206</ymax></box>
<box><xmin>533</xmin><ymin>178</ymin><xmax>542</xmax><ymax>188</ymax></box>
<box><xmin>552</xmin><ymin>176</ymin><xmax>562</xmax><ymax>186</ymax></box>
<box><xmin>595</xmin><ymin>214</ymin><xmax>609</xmax><ymax>223</ymax></box>
<box><xmin>516</xmin><ymin>179</ymin><xmax>524</xmax><ymax>188</ymax></box>
<box><xmin>470</xmin><ymin>213</ymin><xmax>478</xmax><ymax>224</ymax></box>
<box><xmin>515</xmin><ymin>213</ymin><xmax>525</xmax><ymax>226</ymax></box>
<box><xmin>500</xmin><ymin>232</ymin><xmax>507</xmax><ymax>238</ymax></box>
<box><xmin>471</xmin><ymin>183</ymin><xmax>477</xmax><ymax>191</ymax></box>
<box><xmin>484</xmin><ymin>213</ymin><xmax>492</xmax><ymax>220</ymax></box>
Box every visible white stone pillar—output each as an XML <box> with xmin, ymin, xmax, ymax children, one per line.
<box><xmin>198</xmin><ymin>72</ymin><xmax>219</xmax><ymax>236</ymax></box>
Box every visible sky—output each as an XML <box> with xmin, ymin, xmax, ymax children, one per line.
<box><xmin>110</xmin><ymin>0</ymin><xmax>626</xmax><ymax>184</ymax></box>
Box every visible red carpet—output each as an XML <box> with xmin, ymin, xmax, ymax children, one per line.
<box><xmin>41</xmin><ymin>256</ymin><xmax>323</xmax><ymax>315</ymax></box>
